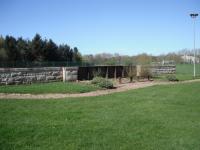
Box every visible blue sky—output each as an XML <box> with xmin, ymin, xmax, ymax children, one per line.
<box><xmin>0</xmin><ymin>0</ymin><xmax>199</xmax><ymax>55</ymax></box>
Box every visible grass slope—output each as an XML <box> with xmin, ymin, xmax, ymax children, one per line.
<box><xmin>0</xmin><ymin>82</ymin><xmax>100</xmax><ymax>94</ymax></box>
<box><xmin>1</xmin><ymin>82</ymin><xmax>200</xmax><ymax>149</ymax></box>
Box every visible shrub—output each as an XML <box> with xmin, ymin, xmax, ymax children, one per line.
<box><xmin>91</xmin><ymin>77</ymin><xmax>113</xmax><ymax>89</ymax></box>
<box><xmin>125</xmin><ymin>66</ymin><xmax>136</xmax><ymax>82</ymax></box>
<box><xmin>140</xmin><ymin>66</ymin><xmax>152</xmax><ymax>80</ymax></box>
<box><xmin>166</xmin><ymin>75</ymin><xmax>179</xmax><ymax>82</ymax></box>
<box><xmin>92</xmin><ymin>69</ymin><xmax>102</xmax><ymax>78</ymax></box>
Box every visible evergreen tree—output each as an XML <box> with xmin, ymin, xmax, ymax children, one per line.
<box><xmin>0</xmin><ymin>34</ymin><xmax>83</xmax><ymax>65</ymax></box>
<box><xmin>16</xmin><ymin>37</ymin><xmax>30</xmax><ymax>62</ymax></box>
<box><xmin>4</xmin><ymin>36</ymin><xmax>21</xmax><ymax>61</ymax></box>
<box><xmin>0</xmin><ymin>36</ymin><xmax>8</xmax><ymax>62</ymax></box>
<box><xmin>73</xmin><ymin>47</ymin><xmax>82</xmax><ymax>62</ymax></box>
<box><xmin>42</xmin><ymin>39</ymin><xmax>58</xmax><ymax>61</ymax></box>
<box><xmin>31</xmin><ymin>34</ymin><xmax>44</xmax><ymax>61</ymax></box>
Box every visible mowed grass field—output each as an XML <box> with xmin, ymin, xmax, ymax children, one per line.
<box><xmin>0</xmin><ymin>82</ymin><xmax>200</xmax><ymax>149</ymax></box>
<box><xmin>155</xmin><ymin>64</ymin><xmax>200</xmax><ymax>81</ymax></box>
<box><xmin>176</xmin><ymin>64</ymin><xmax>200</xmax><ymax>80</ymax></box>
<box><xmin>0</xmin><ymin>82</ymin><xmax>100</xmax><ymax>94</ymax></box>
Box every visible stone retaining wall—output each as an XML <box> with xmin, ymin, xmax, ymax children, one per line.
<box><xmin>0</xmin><ymin>65</ymin><xmax>176</xmax><ymax>85</ymax></box>
<box><xmin>0</xmin><ymin>67</ymin><xmax>63</xmax><ymax>85</ymax></box>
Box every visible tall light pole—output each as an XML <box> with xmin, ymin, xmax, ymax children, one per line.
<box><xmin>190</xmin><ymin>13</ymin><xmax>198</xmax><ymax>78</ymax></box>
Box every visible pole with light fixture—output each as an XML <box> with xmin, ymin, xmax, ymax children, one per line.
<box><xmin>190</xmin><ymin>13</ymin><xmax>198</xmax><ymax>78</ymax></box>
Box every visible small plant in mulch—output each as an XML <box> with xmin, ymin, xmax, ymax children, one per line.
<box><xmin>166</xmin><ymin>75</ymin><xmax>179</xmax><ymax>82</ymax></box>
<box><xmin>91</xmin><ymin>77</ymin><xmax>114</xmax><ymax>89</ymax></box>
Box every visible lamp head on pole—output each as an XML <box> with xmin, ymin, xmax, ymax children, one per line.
<box><xmin>190</xmin><ymin>13</ymin><xmax>198</xmax><ymax>18</ymax></box>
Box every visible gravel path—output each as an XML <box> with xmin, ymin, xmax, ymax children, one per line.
<box><xmin>0</xmin><ymin>79</ymin><xmax>200</xmax><ymax>99</ymax></box>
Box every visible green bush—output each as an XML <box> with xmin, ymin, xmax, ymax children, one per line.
<box><xmin>166</xmin><ymin>75</ymin><xmax>179</xmax><ymax>82</ymax></box>
<box><xmin>91</xmin><ymin>77</ymin><xmax>114</xmax><ymax>89</ymax></box>
<box><xmin>140</xmin><ymin>66</ymin><xmax>152</xmax><ymax>80</ymax></box>
<box><xmin>125</xmin><ymin>66</ymin><xmax>136</xmax><ymax>82</ymax></box>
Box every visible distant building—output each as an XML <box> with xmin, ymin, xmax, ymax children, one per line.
<box><xmin>181</xmin><ymin>55</ymin><xmax>200</xmax><ymax>63</ymax></box>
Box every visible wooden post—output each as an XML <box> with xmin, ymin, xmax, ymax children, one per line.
<box><xmin>114</xmin><ymin>66</ymin><xmax>117</xmax><ymax>80</ymax></box>
<box><xmin>87</xmin><ymin>68</ymin><xmax>90</xmax><ymax>80</ymax></box>
<box><xmin>62</xmin><ymin>67</ymin><xmax>66</xmax><ymax>82</ymax></box>
<box><xmin>122</xmin><ymin>67</ymin><xmax>124</xmax><ymax>78</ymax></box>
<box><xmin>98</xmin><ymin>67</ymin><xmax>100</xmax><ymax>74</ymax></box>
<box><xmin>106</xmin><ymin>67</ymin><xmax>108</xmax><ymax>79</ymax></box>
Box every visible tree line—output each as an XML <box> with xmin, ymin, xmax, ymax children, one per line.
<box><xmin>1</xmin><ymin>34</ymin><xmax>199</xmax><ymax>66</ymax></box>
<box><xmin>83</xmin><ymin>53</ymin><xmax>167</xmax><ymax>65</ymax></box>
<box><xmin>83</xmin><ymin>50</ymin><xmax>200</xmax><ymax>66</ymax></box>
<box><xmin>0</xmin><ymin>34</ymin><xmax>82</xmax><ymax>64</ymax></box>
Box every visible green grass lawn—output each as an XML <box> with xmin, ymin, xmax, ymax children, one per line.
<box><xmin>155</xmin><ymin>64</ymin><xmax>200</xmax><ymax>81</ymax></box>
<box><xmin>0</xmin><ymin>82</ymin><xmax>100</xmax><ymax>94</ymax></box>
<box><xmin>1</xmin><ymin>82</ymin><xmax>200</xmax><ymax>149</ymax></box>
<box><xmin>176</xmin><ymin>64</ymin><xmax>200</xmax><ymax>81</ymax></box>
